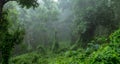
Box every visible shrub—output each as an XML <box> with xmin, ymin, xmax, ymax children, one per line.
<box><xmin>110</xmin><ymin>29</ymin><xmax>120</xmax><ymax>44</ymax></box>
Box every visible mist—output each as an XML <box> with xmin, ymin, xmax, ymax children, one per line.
<box><xmin>0</xmin><ymin>0</ymin><xmax>120</xmax><ymax>64</ymax></box>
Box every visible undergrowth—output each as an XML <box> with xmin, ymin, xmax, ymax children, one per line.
<box><xmin>8</xmin><ymin>29</ymin><xmax>120</xmax><ymax>64</ymax></box>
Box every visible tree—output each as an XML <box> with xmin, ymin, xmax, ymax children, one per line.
<box><xmin>14</xmin><ymin>0</ymin><xmax>59</xmax><ymax>52</ymax></box>
<box><xmin>72</xmin><ymin>0</ymin><xmax>117</xmax><ymax>48</ymax></box>
<box><xmin>0</xmin><ymin>0</ymin><xmax>38</xmax><ymax>17</ymax></box>
<box><xmin>0</xmin><ymin>0</ymin><xmax>39</xmax><ymax>64</ymax></box>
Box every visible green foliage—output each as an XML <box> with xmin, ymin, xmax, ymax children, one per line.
<box><xmin>86</xmin><ymin>44</ymin><xmax>120</xmax><ymax>64</ymax></box>
<box><xmin>10</xmin><ymin>52</ymin><xmax>47</xmax><ymax>64</ymax></box>
<box><xmin>17</xmin><ymin>0</ymin><xmax>39</xmax><ymax>8</ymax></box>
<box><xmin>14</xmin><ymin>0</ymin><xmax>60</xmax><ymax>52</ymax></box>
<box><xmin>36</xmin><ymin>45</ymin><xmax>46</xmax><ymax>55</ymax></box>
<box><xmin>85</xmin><ymin>29</ymin><xmax>120</xmax><ymax>64</ymax></box>
<box><xmin>0</xmin><ymin>12</ymin><xmax>12</xmax><ymax>64</ymax></box>
<box><xmin>9</xmin><ymin>40</ymin><xmax>120</xmax><ymax>64</ymax></box>
<box><xmin>0</xmin><ymin>6</ymin><xmax>25</xmax><ymax>64</ymax></box>
<box><xmin>72</xmin><ymin>0</ymin><xmax>117</xmax><ymax>48</ymax></box>
<box><xmin>1</xmin><ymin>0</ymin><xmax>120</xmax><ymax>64</ymax></box>
<box><xmin>10</xmin><ymin>50</ymin><xmax>86</xmax><ymax>64</ymax></box>
<box><xmin>0</xmin><ymin>0</ymin><xmax>39</xmax><ymax>64</ymax></box>
<box><xmin>110</xmin><ymin>29</ymin><xmax>120</xmax><ymax>43</ymax></box>
<box><xmin>92</xmin><ymin>37</ymin><xmax>108</xmax><ymax>44</ymax></box>
<box><xmin>0</xmin><ymin>22</ymin><xmax>25</xmax><ymax>64</ymax></box>
<box><xmin>51</xmin><ymin>42</ymin><xmax>120</xmax><ymax>64</ymax></box>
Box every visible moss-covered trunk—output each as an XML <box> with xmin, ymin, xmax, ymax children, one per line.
<box><xmin>0</xmin><ymin>1</ymin><xmax>11</xmax><ymax>64</ymax></box>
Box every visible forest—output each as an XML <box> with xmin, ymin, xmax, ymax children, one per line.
<box><xmin>0</xmin><ymin>0</ymin><xmax>120</xmax><ymax>64</ymax></box>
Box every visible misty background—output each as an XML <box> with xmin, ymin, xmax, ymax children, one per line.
<box><xmin>1</xmin><ymin>0</ymin><xmax>120</xmax><ymax>63</ymax></box>
<box><xmin>3</xmin><ymin>0</ymin><xmax>119</xmax><ymax>55</ymax></box>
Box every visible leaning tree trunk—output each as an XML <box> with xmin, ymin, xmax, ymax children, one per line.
<box><xmin>0</xmin><ymin>0</ymin><xmax>3</xmax><ymax>18</ymax></box>
<box><xmin>0</xmin><ymin>0</ymin><xmax>7</xmax><ymax>17</ymax></box>
<box><xmin>0</xmin><ymin>0</ymin><xmax>10</xmax><ymax>64</ymax></box>
<box><xmin>0</xmin><ymin>0</ymin><xmax>5</xmax><ymax>54</ymax></box>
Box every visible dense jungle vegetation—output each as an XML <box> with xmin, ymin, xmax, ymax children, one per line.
<box><xmin>0</xmin><ymin>0</ymin><xmax>120</xmax><ymax>64</ymax></box>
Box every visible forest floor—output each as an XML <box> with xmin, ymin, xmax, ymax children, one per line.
<box><xmin>10</xmin><ymin>43</ymin><xmax>120</xmax><ymax>64</ymax></box>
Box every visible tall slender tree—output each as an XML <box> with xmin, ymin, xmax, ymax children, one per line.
<box><xmin>0</xmin><ymin>0</ymin><xmax>39</xmax><ymax>64</ymax></box>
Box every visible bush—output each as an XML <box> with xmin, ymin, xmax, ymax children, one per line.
<box><xmin>10</xmin><ymin>52</ymin><xmax>47</xmax><ymax>64</ymax></box>
<box><xmin>86</xmin><ymin>45</ymin><xmax>120</xmax><ymax>64</ymax></box>
<box><xmin>110</xmin><ymin>29</ymin><xmax>120</xmax><ymax>44</ymax></box>
<box><xmin>9</xmin><ymin>29</ymin><xmax>120</xmax><ymax>64</ymax></box>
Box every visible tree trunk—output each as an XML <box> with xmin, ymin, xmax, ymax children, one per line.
<box><xmin>0</xmin><ymin>0</ymin><xmax>5</xmax><ymax>17</ymax></box>
<box><xmin>0</xmin><ymin>1</ymin><xmax>10</xmax><ymax>64</ymax></box>
<box><xmin>0</xmin><ymin>1</ymin><xmax>3</xmax><ymax>63</ymax></box>
<box><xmin>0</xmin><ymin>0</ymin><xmax>8</xmax><ymax>17</ymax></box>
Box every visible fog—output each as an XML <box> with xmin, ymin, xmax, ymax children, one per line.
<box><xmin>4</xmin><ymin>0</ymin><xmax>115</xmax><ymax>55</ymax></box>
<box><xmin>1</xmin><ymin>0</ymin><xmax>120</xmax><ymax>63</ymax></box>
<box><xmin>4</xmin><ymin>0</ymin><xmax>73</xmax><ymax>54</ymax></box>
